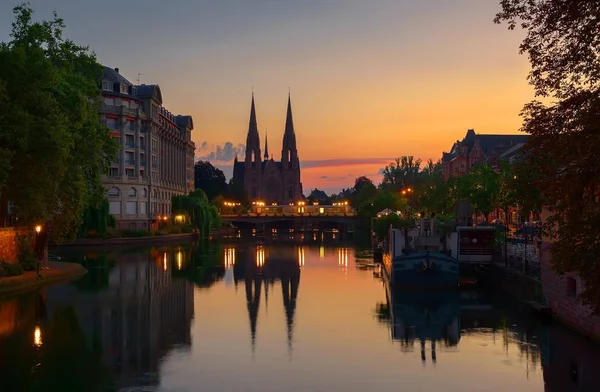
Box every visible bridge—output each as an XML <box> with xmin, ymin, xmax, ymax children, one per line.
<box><xmin>220</xmin><ymin>203</ymin><xmax>358</xmax><ymax>232</ymax></box>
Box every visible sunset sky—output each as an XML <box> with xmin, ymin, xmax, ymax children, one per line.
<box><xmin>0</xmin><ymin>0</ymin><xmax>535</xmax><ymax>194</ymax></box>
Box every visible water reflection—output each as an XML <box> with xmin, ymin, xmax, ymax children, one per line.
<box><xmin>1</xmin><ymin>242</ymin><xmax>600</xmax><ymax>391</ymax></box>
<box><xmin>232</xmin><ymin>245</ymin><xmax>301</xmax><ymax>357</ymax></box>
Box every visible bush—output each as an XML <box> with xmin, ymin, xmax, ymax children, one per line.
<box><xmin>16</xmin><ymin>234</ymin><xmax>36</xmax><ymax>271</ymax></box>
<box><xmin>0</xmin><ymin>261</ymin><xmax>24</xmax><ymax>277</ymax></box>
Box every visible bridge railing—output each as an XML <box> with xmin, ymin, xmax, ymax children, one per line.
<box><xmin>220</xmin><ymin>212</ymin><xmax>357</xmax><ymax>218</ymax></box>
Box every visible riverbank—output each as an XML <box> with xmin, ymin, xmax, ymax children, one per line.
<box><xmin>52</xmin><ymin>228</ymin><xmax>237</xmax><ymax>247</ymax></box>
<box><xmin>53</xmin><ymin>232</ymin><xmax>199</xmax><ymax>247</ymax></box>
<box><xmin>0</xmin><ymin>261</ymin><xmax>87</xmax><ymax>298</ymax></box>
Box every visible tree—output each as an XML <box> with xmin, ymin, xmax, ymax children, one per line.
<box><xmin>496</xmin><ymin>0</ymin><xmax>600</xmax><ymax>312</ymax></box>
<box><xmin>353</xmin><ymin>176</ymin><xmax>374</xmax><ymax>194</ymax></box>
<box><xmin>194</xmin><ymin>161</ymin><xmax>228</xmax><ymax>201</ymax></box>
<box><xmin>172</xmin><ymin>189</ymin><xmax>221</xmax><ymax>238</ymax></box>
<box><xmin>467</xmin><ymin>164</ymin><xmax>500</xmax><ymax>222</ymax></box>
<box><xmin>380</xmin><ymin>156</ymin><xmax>422</xmax><ymax>191</ymax></box>
<box><xmin>0</xmin><ymin>4</ymin><xmax>118</xmax><ymax>242</ymax></box>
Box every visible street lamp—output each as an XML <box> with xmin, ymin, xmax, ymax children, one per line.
<box><xmin>402</xmin><ymin>188</ymin><xmax>414</xmax><ymax>217</ymax></box>
<box><xmin>34</xmin><ymin>225</ymin><xmax>42</xmax><ymax>276</ymax></box>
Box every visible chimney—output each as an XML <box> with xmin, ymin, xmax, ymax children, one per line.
<box><xmin>115</xmin><ymin>67</ymin><xmax>119</xmax><ymax>73</ymax></box>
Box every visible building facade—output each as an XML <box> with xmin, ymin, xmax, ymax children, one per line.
<box><xmin>232</xmin><ymin>94</ymin><xmax>303</xmax><ymax>204</ymax></box>
<box><xmin>540</xmin><ymin>207</ymin><xmax>600</xmax><ymax>341</ymax></box>
<box><xmin>441</xmin><ymin>129</ymin><xmax>529</xmax><ymax>181</ymax></box>
<box><xmin>99</xmin><ymin>67</ymin><xmax>195</xmax><ymax>230</ymax></box>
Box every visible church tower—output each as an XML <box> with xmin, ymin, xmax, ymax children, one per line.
<box><xmin>244</xmin><ymin>93</ymin><xmax>262</xmax><ymax>200</ymax></box>
<box><xmin>281</xmin><ymin>94</ymin><xmax>302</xmax><ymax>204</ymax></box>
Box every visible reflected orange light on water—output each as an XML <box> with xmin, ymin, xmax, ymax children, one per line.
<box><xmin>34</xmin><ymin>326</ymin><xmax>42</xmax><ymax>347</ymax></box>
<box><xmin>177</xmin><ymin>251</ymin><xmax>182</xmax><ymax>270</ymax></box>
<box><xmin>224</xmin><ymin>247</ymin><xmax>236</xmax><ymax>269</ymax></box>
<box><xmin>338</xmin><ymin>248</ymin><xmax>348</xmax><ymax>268</ymax></box>
<box><xmin>298</xmin><ymin>246</ymin><xmax>305</xmax><ymax>267</ymax></box>
<box><xmin>256</xmin><ymin>246</ymin><xmax>265</xmax><ymax>267</ymax></box>
<box><xmin>163</xmin><ymin>253</ymin><xmax>168</xmax><ymax>272</ymax></box>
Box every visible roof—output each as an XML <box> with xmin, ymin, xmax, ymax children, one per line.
<box><xmin>135</xmin><ymin>84</ymin><xmax>163</xmax><ymax>104</ymax></box>
<box><xmin>102</xmin><ymin>66</ymin><xmax>132</xmax><ymax>86</ymax></box>
<box><xmin>444</xmin><ymin>129</ymin><xmax>529</xmax><ymax>161</ymax></box>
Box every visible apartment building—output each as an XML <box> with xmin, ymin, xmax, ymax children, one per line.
<box><xmin>100</xmin><ymin>66</ymin><xmax>195</xmax><ymax>230</ymax></box>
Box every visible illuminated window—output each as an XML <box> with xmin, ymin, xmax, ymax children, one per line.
<box><xmin>319</xmin><ymin>207</ymin><xmax>324</xmax><ymax>214</ymax></box>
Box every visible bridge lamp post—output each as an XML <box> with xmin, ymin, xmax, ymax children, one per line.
<box><xmin>402</xmin><ymin>188</ymin><xmax>413</xmax><ymax>218</ymax></box>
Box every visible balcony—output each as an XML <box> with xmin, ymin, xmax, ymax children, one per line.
<box><xmin>125</xmin><ymin>160</ymin><xmax>135</xmax><ymax>166</ymax></box>
<box><xmin>125</xmin><ymin>144</ymin><xmax>136</xmax><ymax>149</ymax></box>
<box><xmin>100</xmin><ymin>104</ymin><xmax>145</xmax><ymax>119</ymax></box>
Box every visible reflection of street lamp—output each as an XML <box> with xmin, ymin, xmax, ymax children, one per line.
<box><xmin>34</xmin><ymin>225</ymin><xmax>42</xmax><ymax>276</ymax></box>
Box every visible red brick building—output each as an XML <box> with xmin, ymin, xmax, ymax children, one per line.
<box><xmin>540</xmin><ymin>207</ymin><xmax>600</xmax><ymax>341</ymax></box>
<box><xmin>441</xmin><ymin>129</ymin><xmax>528</xmax><ymax>181</ymax></box>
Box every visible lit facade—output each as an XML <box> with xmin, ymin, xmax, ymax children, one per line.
<box><xmin>99</xmin><ymin>66</ymin><xmax>195</xmax><ymax>230</ymax></box>
<box><xmin>441</xmin><ymin>129</ymin><xmax>529</xmax><ymax>181</ymax></box>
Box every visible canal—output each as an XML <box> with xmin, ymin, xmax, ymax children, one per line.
<box><xmin>1</xmin><ymin>238</ymin><xmax>599</xmax><ymax>391</ymax></box>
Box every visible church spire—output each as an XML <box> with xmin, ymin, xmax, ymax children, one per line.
<box><xmin>245</xmin><ymin>92</ymin><xmax>261</xmax><ymax>164</ymax></box>
<box><xmin>264</xmin><ymin>130</ymin><xmax>269</xmax><ymax>160</ymax></box>
<box><xmin>284</xmin><ymin>92</ymin><xmax>295</xmax><ymax>140</ymax></box>
<box><xmin>249</xmin><ymin>92</ymin><xmax>258</xmax><ymax>137</ymax></box>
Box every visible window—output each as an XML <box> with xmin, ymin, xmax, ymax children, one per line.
<box><xmin>109</xmin><ymin>201</ymin><xmax>121</xmax><ymax>214</ymax></box>
<box><xmin>121</xmin><ymin>84</ymin><xmax>128</xmax><ymax>94</ymax></box>
<box><xmin>125</xmin><ymin>135</ymin><xmax>135</xmax><ymax>147</ymax></box>
<box><xmin>125</xmin><ymin>151</ymin><xmax>134</xmax><ymax>165</ymax></box>
<box><xmin>127</xmin><ymin>120</ymin><xmax>135</xmax><ymax>131</ymax></box>
<box><xmin>108</xmin><ymin>168</ymin><xmax>119</xmax><ymax>177</ymax></box>
<box><xmin>106</xmin><ymin>118</ymin><xmax>117</xmax><ymax>129</ymax></box>
<box><xmin>128</xmin><ymin>188</ymin><xmax>137</xmax><ymax>198</ymax></box>
<box><xmin>126</xmin><ymin>201</ymin><xmax>137</xmax><ymax>214</ymax></box>
<box><xmin>142</xmin><ymin>188</ymin><xmax>148</xmax><ymax>198</ymax></box>
<box><xmin>107</xmin><ymin>187</ymin><xmax>120</xmax><ymax>197</ymax></box>
<box><xmin>125</xmin><ymin>169</ymin><xmax>135</xmax><ymax>177</ymax></box>
<box><xmin>129</xmin><ymin>222</ymin><xmax>137</xmax><ymax>229</ymax></box>
<box><xmin>104</xmin><ymin>97</ymin><xmax>115</xmax><ymax>105</ymax></box>
<box><xmin>102</xmin><ymin>81</ymin><xmax>113</xmax><ymax>91</ymax></box>
<box><xmin>140</xmin><ymin>202</ymin><xmax>147</xmax><ymax>215</ymax></box>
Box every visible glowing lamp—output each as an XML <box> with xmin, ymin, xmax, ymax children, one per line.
<box><xmin>35</xmin><ymin>225</ymin><xmax>42</xmax><ymax>234</ymax></box>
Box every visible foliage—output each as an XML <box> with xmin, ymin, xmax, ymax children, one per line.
<box><xmin>306</xmin><ymin>188</ymin><xmax>330</xmax><ymax>205</ymax></box>
<box><xmin>353</xmin><ymin>176</ymin><xmax>374</xmax><ymax>194</ymax></box>
<box><xmin>373</xmin><ymin>213</ymin><xmax>415</xmax><ymax>240</ymax></box>
<box><xmin>0</xmin><ymin>4</ymin><xmax>118</xmax><ymax>242</ymax></box>
<box><xmin>0</xmin><ymin>261</ymin><xmax>24</xmax><ymax>277</ymax></box>
<box><xmin>380</xmin><ymin>156</ymin><xmax>422</xmax><ymax>191</ymax></box>
<box><xmin>172</xmin><ymin>189</ymin><xmax>221</xmax><ymax>238</ymax></box>
<box><xmin>78</xmin><ymin>198</ymin><xmax>115</xmax><ymax>238</ymax></box>
<box><xmin>496</xmin><ymin>0</ymin><xmax>600</xmax><ymax>312</ymax></box>
<box><xmin>194</xmin><ymin>161</ymin><xmax>229</xmax><ymax>201</ymax></box>
<box><xmin>16</xmin><ymin>233</ymin><xmax>36</xmax><ymax>271</ymax></box>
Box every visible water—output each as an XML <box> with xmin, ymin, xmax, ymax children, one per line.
<box><xmin>1</xmin><ymin>239</ymin><xmax>599</xmax><ymax>392</ymax></box>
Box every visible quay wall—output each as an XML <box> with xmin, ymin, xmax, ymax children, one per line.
<box><xmin>0</xmin><ymin>228</ymin><xmax>31</xmax><ymax>264</ymax></box>
<box><xmin>540</xmin><ymin>240</ymin><xmax>600</xmax><ymax>342</ymax></box>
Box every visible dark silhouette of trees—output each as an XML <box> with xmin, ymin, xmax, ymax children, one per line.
<box><xmin>496</xmin><ymin>0</ymin><xmax>600</xmax><ymax>312</ymax></box>
<box><xmin>0</xmin><ymin>4</ymin><xmax>118</xmax><ymax>241</ymax></box>
<box><xmin>194</xmin><ymin>161</ymin><xmax>229</xmax><ymax>201</ymax></box>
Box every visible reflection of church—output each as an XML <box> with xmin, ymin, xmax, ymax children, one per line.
<box><xmin>232</xmin><ymin>245</ymin><xmax>301</xmax><ymax>354</ymax></box>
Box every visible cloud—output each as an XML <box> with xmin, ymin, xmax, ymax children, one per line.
<box><xmin>301</xmin><ymin>158</ymin><xmax>393</xmax><ymax>169</ymax></box>
<box><xmin>320</xmin><ymin>175</ymin><xmax>329</xmax><ymax>179</ymax></box>
<box><xmin>197</xmin><ymin>141</ymin><xmax>246</xmax><ymax>162</ymax></box>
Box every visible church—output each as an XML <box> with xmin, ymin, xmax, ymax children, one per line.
<box><xmin>232</xmin><ymin>94</ymin><xmax>303</xmax><ymax>204</ymax></box>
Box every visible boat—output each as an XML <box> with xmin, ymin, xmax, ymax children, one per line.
<box><xmin>383</xmin><ymin>215</ymin><xmax>460</xmax><ymax>290</ymax></box>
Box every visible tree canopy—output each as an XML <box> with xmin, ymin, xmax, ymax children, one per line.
<box><xmin>496</xmin><ymin>0</ymin><xmax>600</xmax><ymax>312</ymax></box>
<box><xmin>0</xmin><ymin>4</ymin><xmax>118</xmax><ymax>242</ymax></box>
<box><xmin>194</xmin><ymin>160</ymin><xmax>228</xmax><ymax>201</ymax></box>
<box><xmin>172</xmin><ymin>189</ymin><xmax>221</xmax><ymax>238</ymax></box>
